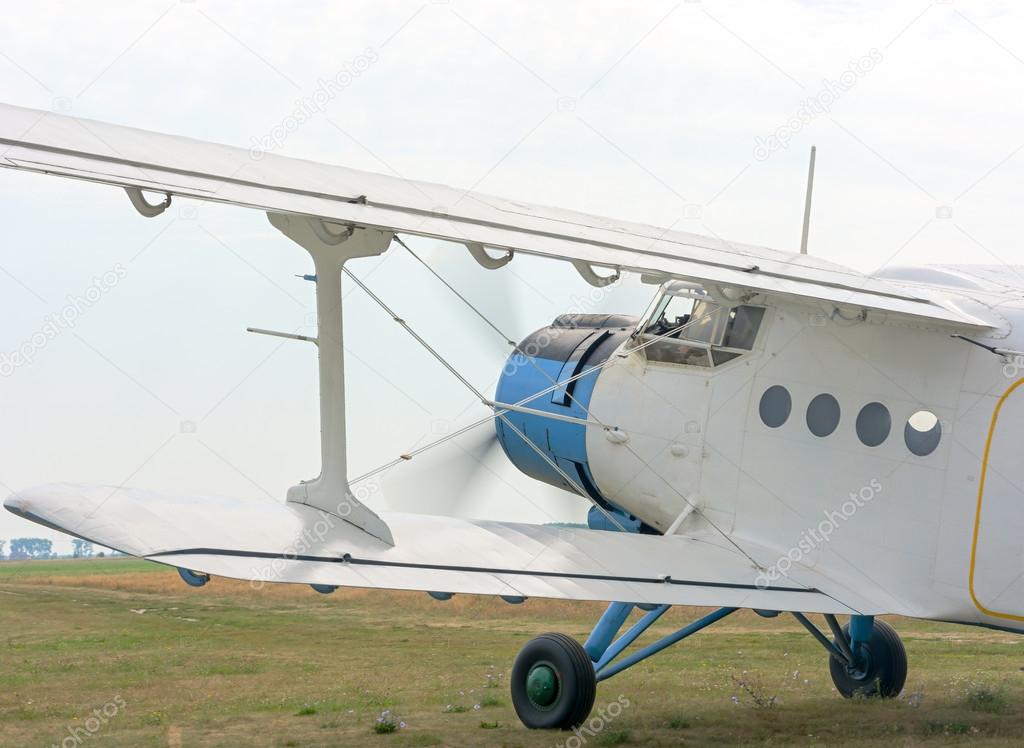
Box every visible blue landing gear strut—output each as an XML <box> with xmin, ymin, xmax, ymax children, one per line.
<box><xmin>585</xmin><ymin>603</ymin><xmax>738</xmax><ymax>681</ymax></box>
<box><xmin>793</xmin><ymin>612</ymin><xmax>907</xmax><ymax>698</ymax></box>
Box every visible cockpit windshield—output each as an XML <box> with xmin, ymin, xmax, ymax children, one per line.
<box><xmin>637</xmin><ymin>283</ymin><xmax>765</xmax><ymax>367</ymax></box>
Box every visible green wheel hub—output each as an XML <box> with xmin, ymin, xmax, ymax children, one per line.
<box><xmin>526</xmin><ymin>662</ymin><xmax>559</xmax><ymax>709</ymax></box>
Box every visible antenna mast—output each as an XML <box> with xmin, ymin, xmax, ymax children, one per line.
<box><xmin>799</xmin><ymin>145</ymin><xmax>816</xmax><ymax>255</ymax></box>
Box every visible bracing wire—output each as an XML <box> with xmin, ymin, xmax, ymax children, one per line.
<box><xmin>349</xmin><ymin>236</ymin><xmax>772</xmax><ymax>571</ymax></box>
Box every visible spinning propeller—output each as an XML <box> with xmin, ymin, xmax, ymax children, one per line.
<box><xmin>366</xmin><ymin>246</ymin><xmax>586</xmax><ymax>524</ymax></box>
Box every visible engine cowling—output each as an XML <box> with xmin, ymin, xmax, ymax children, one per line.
<box><xmin>494</xmin><ymin>313</ymin><xmax>639</xmax><ymax>519</ymax></box>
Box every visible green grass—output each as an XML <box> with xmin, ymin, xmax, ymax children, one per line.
<box><xmin>598</xmin><ymin>727</ymin><xmax>633</xmax><ymax>744</ymax></box>
<box><xmin>966</xmin><ymin>683</ymin><xmax>1010</xmax><ymax>714</ymax></box>
<box><xmin>925</xmin><ymin>720</ymin><xmax>974</xmax><ymax>736</ymax></box>
<box><xmin>0</xmin><ymin>558</ymin><xmax>1022</xmax><ymax>746</ymax></box>
<box><xmin>0</xmin><ymin>556</ymin><xmax>160</xmax><ymax>578</ymax></box>
<box><xmin>478</xmin><ymin>694</ymin><xmax>503</xmax><ymax>708</ymax></box>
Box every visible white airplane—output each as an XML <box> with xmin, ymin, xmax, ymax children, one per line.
<box><xmin>3</xmin><ymin>102</ymin><xmax>1022</xmax><ymax>730</ymax></box>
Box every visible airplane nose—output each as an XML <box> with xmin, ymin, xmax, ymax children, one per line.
<box><xmin>493</xmin><ymin>314</ymin><xmax>636</xmax><ymax>501</ymax></box>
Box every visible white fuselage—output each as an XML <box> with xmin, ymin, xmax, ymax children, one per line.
<box><xmin>586</xmin><ymin>266</ymin><xmax>1024</xmax><ymax>632</ymax></box>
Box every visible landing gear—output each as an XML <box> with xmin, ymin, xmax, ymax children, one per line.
<box><xmin>510</xmin><ymin>608</ymin><xmax>907</xmax><ymax>730</ymax></box>
<box><xmin>828</xmin><ymin>618</ymin><xmax>907</xmax><ymax>698</ymax></box>
<box><xmin>512</xmin><ymin>604</ymin><xmax>737</xmax><ymax>730</ymax></box>
<box><xmin>511</xmin><ymin>633</ymin><xmax>596</xmax><ymax>729</ymax></box>
<box><xmin>793</xmin><ymin>612</ymin><xmax>907</xmax><ymax>699</ymax></box>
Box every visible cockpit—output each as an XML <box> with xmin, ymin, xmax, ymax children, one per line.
<box><xmin>636</xmin><ymin>281</ymin><xmax>766</xmax><ymax>367</ymax></box>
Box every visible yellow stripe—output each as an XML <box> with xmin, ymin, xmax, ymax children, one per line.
<box><xmin>968</xmin><ymin>377</ymin><xmax>1024</xmax><ymax>622</ymax></box>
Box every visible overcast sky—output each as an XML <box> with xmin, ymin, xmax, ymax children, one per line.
<box><xmin>2</xmin><ymin>1</ymin><xmax>1023</xmax><ymax>551</ymax></box>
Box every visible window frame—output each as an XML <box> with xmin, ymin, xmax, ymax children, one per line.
<box><xmin>635</xmin><ymin>284</ymin><xmax>766</xmax><ymax>369</ymax></box>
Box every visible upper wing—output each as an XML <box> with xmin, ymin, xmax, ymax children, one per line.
<box><xmin>5</xmin><ymin>483</ymin><xmax>882</xmax><ymax>615</ymax></box>
<box><xmin>0</xmin><ymin>102</ymin><xmax>988</xmax><ymax>330</ymax></box>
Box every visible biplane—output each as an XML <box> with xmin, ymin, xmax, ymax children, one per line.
<box><xmin>3</xmin><ymin>102</ymin><xmax>1023</xmax><ymax>729</ymax></box>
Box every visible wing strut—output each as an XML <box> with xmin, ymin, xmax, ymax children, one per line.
<box><xmin>267</xmin><ymin>212</ymin><xmax>395</xmax><ymax>546</ymax></box>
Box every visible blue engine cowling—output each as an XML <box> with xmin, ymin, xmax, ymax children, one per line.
<box><xmin>495</xmin><ymin>313</ymin><xmax>637</xmax><ymax>513</ymax></box>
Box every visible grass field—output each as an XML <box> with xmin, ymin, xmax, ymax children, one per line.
<box><xmin>1</xmin><ymin>558</ymin><xmax>1022</xmax><ymax>746</ymax></box>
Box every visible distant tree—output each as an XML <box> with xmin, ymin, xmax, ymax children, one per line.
<box><xmin>71</xmin><ymin>539</ymin><xmax>94</xmax><ymax>558</ymax></box>
<box><xmin>9</xmin><ymin>538</ymin><xmax>53</xmax><ymax>559</ymax></box>
<box><xmin>0</xmin><ymin>539</ymin><xmax>5</xmax><ymax>559</ymax></box>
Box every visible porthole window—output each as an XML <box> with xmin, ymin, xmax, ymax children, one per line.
<box><xmin>806</xmin><ymin>393</ymin><xmax>840</xmax><ymax>437</ymax></box>
<box><xmin>905</xmin><ymin>410</ymin><xmax>941</xmax><ymax>456</ymax></box>
<box><xmin>856</xmin><ymin>402</ymin><xmax>891</xmax><ymax>447</ymax></box>
<box><xmin>759</xmin><ymin>385</ymin><xmax>791</xmax><ymax>428</ymax></box>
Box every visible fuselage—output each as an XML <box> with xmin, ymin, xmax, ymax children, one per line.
<box><xmin>496</xmin><ymin>265</ymin><xmax>1024</xmax><ymax>633</ymax></box>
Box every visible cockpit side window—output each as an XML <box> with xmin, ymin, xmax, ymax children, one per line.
<box><xmin>683</xmin><ymin>300</ymin><xmax>724</xmax><ymax>344</ymax></box>
<box><xmin>721</xmin><ymin>306</ymin><xmax>765</xmax><ymax>350</ymax></box>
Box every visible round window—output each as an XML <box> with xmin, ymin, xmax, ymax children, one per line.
<box><xmin>759</xmin><ymin>385</ymin><xmax>792</xmax><ymax>428</ymax></box>
<box><xmin>905</xmin><ymin>410</ymin><xmax>941</xmax><ymax>456</ymax></box>
<box><xmin>856</xmin><ymin>402</ymin><xmax>891</xmax><ymax>447</ymax></box>
<box><xmin>806</xmin><ymin>393</ymin><xmax>841</xmax><ymax>437</ymax></box>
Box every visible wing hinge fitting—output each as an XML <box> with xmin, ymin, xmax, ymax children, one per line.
<box><xmin>572</xmin><ymin>260</ymin><xmax>620</xmax><ymax>287</ymax></box>
<box><xmin>125</xmin><ymin>187</ymin><xmax>171</xmax><ymax>218</ymax></box>
<box><xmin>467</xmin><ymin>242</ymin><xmax>513</xmax><ymax>269</ymax></box>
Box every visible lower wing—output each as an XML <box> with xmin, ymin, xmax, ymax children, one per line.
<box><xmin>4</xmin><ymin>483</ymin><xmax>877</xmax><ymax>615</ymax></box>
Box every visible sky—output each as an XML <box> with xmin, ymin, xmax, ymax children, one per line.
<box><xmin>2</xmin><ymin>0</ymin><xmax>1024</xmax><ymax>552</ymax></box>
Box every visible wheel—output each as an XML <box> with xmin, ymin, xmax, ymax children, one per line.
<box><xmin>511</xmin><ymin>633</ymin><xmax>596</xmax><ymax>729</ymax></box>
<box><xmin>829</xmin><ymin>619</ymin><xmax>907</xmax><ymax>698</ymax></box>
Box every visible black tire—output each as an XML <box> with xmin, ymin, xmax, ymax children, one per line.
<box><xmin>511</xmin><ymin>633</ymin><xmax>597</xmax><ymax>729</ymax></box>
<box><xmin>829</xmin><ymin>619</ymin><xmax>907</xmax><ymax>698</ymax></box>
